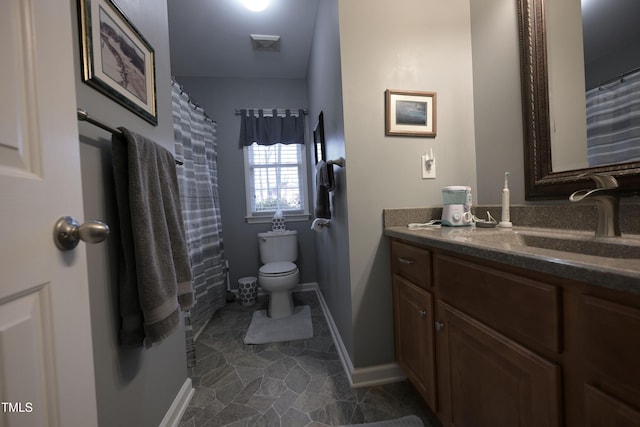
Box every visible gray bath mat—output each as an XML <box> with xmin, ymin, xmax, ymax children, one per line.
<box><xmin>243</xmin><ymin>305</ymin><xmax>313</xmax><ymax>344</ymax></box>
<box><xmin>339</xmin><ymin>415</ymin><xmax>424</xmax><ymax>427</ymax></box>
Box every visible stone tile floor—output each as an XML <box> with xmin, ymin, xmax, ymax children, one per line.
<box><xmin>179</xmin><ymin>290</ymin><xmax>441</xmax><ymax>427</ymax></box>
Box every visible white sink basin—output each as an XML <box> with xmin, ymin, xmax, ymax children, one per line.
<box><xmin>441</xmin><ymin>227</ymin><xmax>640</xmax><ymax>260</ymax></box>
<box><xmin>514</xmin><ymin>230</ymin><xmax>640</xmax><ymax>259</ymax></box>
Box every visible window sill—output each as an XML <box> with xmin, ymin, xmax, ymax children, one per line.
<box><xmin>245</xmin><ymin>213</ymin><xmax>311</xmax><ymax>224</ymax></box>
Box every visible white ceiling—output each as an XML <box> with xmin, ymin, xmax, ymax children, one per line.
<box><xmin>167</xmin><ymin>0</ymin><xmax>319</xmax><ymax>79</ymax></box>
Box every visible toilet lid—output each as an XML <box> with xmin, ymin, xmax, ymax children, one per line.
<box><xmin>260</xmin><ymin>262</ymin><xmax>297</xmax><ymax>276</ymax></box>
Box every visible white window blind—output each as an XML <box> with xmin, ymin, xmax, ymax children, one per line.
<box><xmin>244</xmin><ymin>143</ymin><xmax>309</xmax><ymax>219</ymax></box>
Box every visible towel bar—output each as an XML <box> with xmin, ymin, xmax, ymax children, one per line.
<box><xmin>327</xmin><ymin>157</ymin><xmax>345</xmax><ymax>167</ymax></box>
<box><xmin>77</xmin><ymin>108</ymin><xmax>183</xmax><ymax>166</ymax></box>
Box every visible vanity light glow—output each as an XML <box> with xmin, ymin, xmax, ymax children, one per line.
<box><xmin>242</xmin><ymin>0</ymin><xmax>270</xmax><ymax>12</ymax></box>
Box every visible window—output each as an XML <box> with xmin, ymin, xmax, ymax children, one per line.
<box><xmin>243</xmin><ymin>142</ymin><xmax>309</xmax><ymax>222</ymax></box>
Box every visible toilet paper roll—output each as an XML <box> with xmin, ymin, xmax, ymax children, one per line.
<box><xmin>311</xmin><ymin>218</ymin><xmax>330</xmax><ymax>232</ymax></box>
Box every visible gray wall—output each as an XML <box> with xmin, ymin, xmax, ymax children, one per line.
<box><xmin>71</xmin><ymin>0</ymin><xmax>187</xmax><ymax>426</ymax></box>
<box><xmin>307</xmin><ymin>0</ymin><xmax>354</xmax><ymax>361</ymax></box>
<box><xmin>173</xmin><ymin>77</ymin><xmax>318</xmax><ymax>289</ymax></box>
<box><xmin>336</xmin><ymin>0</ymin><xmax>478</xmax><ymax>368</ymax></box>
<box><xmin>470</xmin><ymin>0</ymin><xmax>525</xmax><ymax>205</ymax></box>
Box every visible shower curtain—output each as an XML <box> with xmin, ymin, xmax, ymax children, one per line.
<box><xmin>171</xmin><ymin>79</ymin><xmax>226</xmax><ymax>367</ymax></box>
<box><xmin>586</xmin><ymin>68</ymin><xmax>640</xmax><ymax>167</ymax></box>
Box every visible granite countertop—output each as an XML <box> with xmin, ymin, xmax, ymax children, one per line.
<box><xmin>384</xmin><ymin>224</ymin><xmax>640</xmax><ymax>295</ymax></box>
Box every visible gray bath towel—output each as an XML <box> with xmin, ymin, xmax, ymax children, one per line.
<box><xmin>112</xmin><ymin>128</ymin><xmax>193</xmax><ymax>347</ymax></box>
<box><xmin>315</xmin><ymin>160</ymin><xmax>335</xmax><ymax>219</ymax></box>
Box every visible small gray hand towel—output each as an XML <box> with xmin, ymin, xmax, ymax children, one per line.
<box><xmin>112</xmin><ymin>128</ymin><xmax>193</xmax><ymax>347</ymax></box>
<box><xmin>315</xmin><ymin>160</ymin><xmax>335</xmax><ymax>219</ymax></box>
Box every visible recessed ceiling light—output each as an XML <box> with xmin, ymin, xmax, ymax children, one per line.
<box><xmin>242</xmin><ymin>0</ymin><xmax>270</xmax><ymax>12</ymax></box>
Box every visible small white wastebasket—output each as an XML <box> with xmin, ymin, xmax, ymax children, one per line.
<box><xmin>238</xmin><ymin>276</ymin><xmax>258</xmax><ymax>306</ymax></box>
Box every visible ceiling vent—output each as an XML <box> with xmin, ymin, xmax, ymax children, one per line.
<box><xmin>250</xmin><ymin>34</ymin><xmax>281</xmax><ymax>52</ymax></box>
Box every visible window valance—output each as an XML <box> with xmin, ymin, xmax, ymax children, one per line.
<box><xmin>238</xmin><ymin>109</ymin><xmax>305</xmax><ymax>147</ymax></box>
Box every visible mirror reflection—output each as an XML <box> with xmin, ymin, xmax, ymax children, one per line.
<box><xmin>547</xmin><ymin>0</ymin><xmax>640</xmax><ymax>173</ymax></box>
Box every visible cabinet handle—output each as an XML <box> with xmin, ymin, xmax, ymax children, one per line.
<box><xmin>435</xmin><ymin>321</ymin><xmax>445</xmax><ymax>332</ymax></box>
<box><xmin>418</xmin><ymin>310</ymin><xmax>427</xmax><ymax>318</ymax></box>
<box><xmin>398</xmin><ymin>257</ymin><xmax>415</xmax><ymax>265</ymax></box>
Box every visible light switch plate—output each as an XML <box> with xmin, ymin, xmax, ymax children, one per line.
<box><xmin>422</xmin><ymin>154</ymin><xmax>436</xmax><ymax>179</ymax></box>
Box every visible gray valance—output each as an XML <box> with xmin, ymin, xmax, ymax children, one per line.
<box><xmin>238</xmin><ymin>109</ymin><xmax>305</xmax><ymax>147</ymax></box>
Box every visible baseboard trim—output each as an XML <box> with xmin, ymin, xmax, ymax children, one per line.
<box><xmin>308</xmin><ymin>282</ymin><xmax>406</xmax><ymax>388</ymax></box>
<box><xmin>350</xmin><ymin>363</ymin><xmax>407</xmax><ymax>388</ymax></box>
<box><xmin>310</xmin><ymin>282</ymin><xmax>355</xmax><ymax>385</ymax></box>
<box><xmin>159</xmin><ymin>378</ymin><xmax>194</xmax><ymax>427</ymax></box>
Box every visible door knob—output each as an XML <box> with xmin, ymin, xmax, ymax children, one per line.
<box><xmin>54</xmin><ymin>216</ymin><xmax>110</xmax><ymax>251</ymax></box>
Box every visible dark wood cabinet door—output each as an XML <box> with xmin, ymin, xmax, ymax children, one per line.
<box><xmin>580</xmin><ymin>295</ymin><xmax>640</xmax><ymax>426</ymax></box>
<box><xmin>584</xmin><ymin>384</ymin><xmax>640</xmax><ymax>427</ymax></box>
<box><xmin>393</xmin><ymin>275</ymin><xmax>436</xmax><ymax>409</ymax></box>
<box><xmin>436</xmin><ymin>301</ymin><xmax>561</xmax><ymax>427</ymax></box>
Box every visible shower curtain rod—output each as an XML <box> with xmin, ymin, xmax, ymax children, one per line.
<box><xmin>235</xmin><ymin>108</ymin><xmax>308</xmax><ymax>115</ymax></box>
<box><xmin>76</xmin><ymin>108</ymin><xmax>183</xmax><ymax>165</ymax></box>
<box><xmin>171</xmin><ymin>77</ymin><xmax>216</xmax><ymax>124</ymax></box>
<box><xmin>597</xmin><ymin>66</ymin><xmax>640</xmax><ymax>88</ymax></box>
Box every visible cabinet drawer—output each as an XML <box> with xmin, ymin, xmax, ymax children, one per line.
<box><xmin>435</xmin><ymin>253</ymin><xmax>561</xmax><ymax>354</ymax></box>
<box><xmin>391</xmin><ymin>240</ymin><xmax>431</xmax><ymax>289</ymax></box>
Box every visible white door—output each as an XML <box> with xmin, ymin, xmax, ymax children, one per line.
<box><xmin>0</xmin><ymin>0</ymin><xmax>99</xmax><ymax>426</ymax></box>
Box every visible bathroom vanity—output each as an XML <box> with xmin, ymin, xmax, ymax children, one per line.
<box><xmin>385</xmin><ymin>222</ymin><xmax>640</xmax><ymax>427</ymax></box>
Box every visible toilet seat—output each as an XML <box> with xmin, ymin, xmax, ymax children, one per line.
<box><xmin>259</xmin><ymin>261</ymin><xmax>297</xmax><ymax>277</ymax></box>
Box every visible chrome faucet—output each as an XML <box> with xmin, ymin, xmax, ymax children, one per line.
<box><xmin>569</xmin><ymin>174</ymin><xmax>621</xmax><ymax>237</ymax></box>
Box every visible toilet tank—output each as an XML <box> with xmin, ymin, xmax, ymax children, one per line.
<box><xmin>258</xmin><ymin>230</ymin><xmax>298</xmax><ymax>264</ymax></box>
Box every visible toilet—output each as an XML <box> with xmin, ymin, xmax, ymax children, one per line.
<box><xmin>257</xmin><ymin>230</ymin><xmax>300</xmax><ymax>319</ymax></box>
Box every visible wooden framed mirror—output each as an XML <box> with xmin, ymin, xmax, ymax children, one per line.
<box><xmin>517</xmin><ymin>0</ymin><xmax>640</xmax><ymax>200</ymax></box>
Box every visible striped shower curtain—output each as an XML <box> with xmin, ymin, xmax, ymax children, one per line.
<box><xmin>171</xmin><ymin>79</ymin><xmax>226</xmax><ymax>367</ymax></box>
<box><xmin>586</xmin><ymin>69</ymin><xmax>640</xmax><ymax>167</ymax></box>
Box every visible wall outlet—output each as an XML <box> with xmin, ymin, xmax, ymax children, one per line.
<box><xmin>422</xmin><ymin>154</ymin><xmax>436</xmax><ymax>179</ymax></box>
